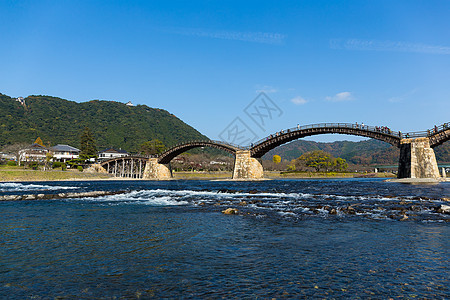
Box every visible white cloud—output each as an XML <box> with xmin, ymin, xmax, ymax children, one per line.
<box><xmin>325</xmin><ymin>91</ymin><xmax>354</xmax><ymax>102</ymax></box>
<box><xmin>291</xmin><ymin>96</ymin><xmax>308</xmax><ymax>105</ymax></box>
<box><xmin>330</xmin><ymin>39</ymin><xmax>450</xmax><ymax>55</ymax></box>
<box><xmin>164</xmin><ymin>27</ymin><xmax>286</xmax><ymax>45</ymax></box>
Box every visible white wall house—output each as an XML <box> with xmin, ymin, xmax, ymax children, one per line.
<box><xmin>98</xmin><ymin>148</ymin><xmax>129</xmax><ymax>160</ymax></box>
<box><xmin>0</xmin><ymin>152</ymin><xmax>16</xmax><ymax>160</ymax></box>
<box><xmin>50</xmin><ymin>144</ymin><xmax>81</xmax><ymax>162</ymax></box>
<box><xmin>18</xmin><ymin>143</ymin><xmax>49</xmax><ymax>163</ymax></box>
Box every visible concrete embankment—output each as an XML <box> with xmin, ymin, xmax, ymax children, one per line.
<box><xmin>0</xmin><ymin>190</ymin><xmax>127</xmax><ymax>201</ymax></box>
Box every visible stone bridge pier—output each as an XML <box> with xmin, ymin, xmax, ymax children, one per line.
<box><xmin>232</xmin><ymin>150</ymin><xmax>264</xmax><ymax>180</ymax></box>
<box><xmin>398</xmin><ymin>138</ymin><xmax>440</xmax><ymax>178</ymax></box>
<box><xmin>142</xmin><ymin>158</ymin><xmax>171</xmax><ymax>180</ymax></box>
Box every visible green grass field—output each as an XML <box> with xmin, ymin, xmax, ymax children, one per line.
<box><xmin>0</xmin><ymin>165</ymin><xmax>396</xmax><ymax>182</ymax></box>
<box><xmin>0</xmin><ymin>166</ymin><xmax>113</xmax><ymax>182</ymax></box>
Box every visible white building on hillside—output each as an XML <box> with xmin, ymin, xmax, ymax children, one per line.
<box><xmin>16</xmin><ymin>97</ymin><xmax>25</xmax><ymax>105</ymax></box>
<box><xmin>98</xmin><ymin>148</ymin><xmax>129</xmax><ymax>160</ymax></box>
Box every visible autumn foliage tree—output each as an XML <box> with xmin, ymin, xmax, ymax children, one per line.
<box><xmin>272</xmin><ymin>155</ymin><xmax>281</xmax><ymax>164</ymax></box>
<box><xmin>34</xmin><ymin>137</ymin><xmax>44</xmax><ymax>146</ymax></box>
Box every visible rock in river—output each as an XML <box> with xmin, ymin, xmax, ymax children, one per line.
<box><xmin>222</xmin><ymin>208</ymin><xmax>239</xmax><ymax>215</ymax></box>
<box><xmin>436</xmin><ymin>204</ymin><xmax>450</xmax><ymax>214</ymax></box>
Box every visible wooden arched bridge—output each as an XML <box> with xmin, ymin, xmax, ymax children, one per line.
<box><xmin>100</xmin><ymin>122</ymin><xmax>449</xmax><ymax>180</ymax></box>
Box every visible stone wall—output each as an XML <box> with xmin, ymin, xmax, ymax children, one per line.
<box><xmin>142</xmin><ymin>158</ymin><xmax>172</xmax><ymax>180</ymax></box>
<box><xmin>398</xmin><ymin>138</ymin><xmax>440</xmax><ymax>178</ymax></box>
<box><xmin>232</xmin><ymin>150</ymin><xmax>264</xmax><ymax>179</ymax></box>
<box><xmin>85</xmin><ymin>163</ymin><xmax>108</xmax><ymax>174</ymax></box>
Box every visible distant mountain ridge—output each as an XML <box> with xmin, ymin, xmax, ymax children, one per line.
<box><xmin>0</xmin><ymin>93</ymin><xmax>207</xmax><ymax>152</ymax></box>
<box><xmin>263</xmin><ymin>139</ymin><xmax>449</xmax><ymax>165</ymax></box>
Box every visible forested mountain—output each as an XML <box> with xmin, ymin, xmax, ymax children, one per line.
<box><xmin>0</xmin><ymin>93</ymin><xmax>207</xmax><ymax>152</ymax></box>
<box><xmin>264</xmin><ymin>139</ymin><xmax>450</xmax><ymax>165</ymax></box>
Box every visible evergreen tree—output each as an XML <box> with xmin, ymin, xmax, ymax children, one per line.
<box><xmin>79</xmin><ymin>127</ymin><xmax>97</xmax><ymax>160</ymax></box>
<box><xmin>139</xmin><ymin>139</ymin><xmax>166</xmax><ymax>156</ymax></box>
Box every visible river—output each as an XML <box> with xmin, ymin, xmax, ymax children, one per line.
<box><xmin>1</xmin><ymin>179</ymin><xmax>448</xmax><ymax>298</ymax></box>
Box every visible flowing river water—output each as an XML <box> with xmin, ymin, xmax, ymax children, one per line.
<box><xmin>0</xmin><ymin>179</ymin><xmax>449</xmax><ymax>298</ymax></box>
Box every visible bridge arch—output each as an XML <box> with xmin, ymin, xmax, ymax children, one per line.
<box><xmin>250</xmin><ymin>123</ymin><xmax>402</xmax><ymax>158</ymax></box>
<box><xmin>158</xmin><ymin>140</ymin><xmax>240</xmax><ymax>164</ymax></box>
<box><xmin>429</xmin><ymin>127</ymin><xmax>450</xmax><ymax>148</ymax></box>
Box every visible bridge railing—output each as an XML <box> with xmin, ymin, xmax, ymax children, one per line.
<box><xmin>210</xmin><ymin>140</ymin><xmax>246</xmax><ymax>150</ymax></box>
<box><xmin>251</xmin><ymin>123</ymin><xmax>403</xmax><ymax>147</ymax></box>
<box><xmin>403</xmin><ymin>131</ymin><xmax>428</xmax><ymax>139</ymax></box>
<box><xmin>403</xmin><ymin>122</ymin><xmax>449</xmax><ymax>139</ymax></box>
<box><xmin>161</xmin><ymin>140</ymin><xmax>245</xmax><ymax>155</ymax></box>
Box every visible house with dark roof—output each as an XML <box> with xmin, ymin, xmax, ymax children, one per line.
<box><xmin>50</xmin><ymin>144</ymin><xmax>81</xmax><ymax>162</ymax></box>
<box><xmin>98</xmin><ymin>148</ymin><xmax>129</xmax><ymax>160</ymax></box>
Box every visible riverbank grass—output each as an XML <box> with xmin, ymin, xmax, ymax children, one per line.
<box><xmin>0</xmin><ymin>167</ymin><xmax>113</xmax><ymax>182</ymax></box>
<box><xmin>272</xmin><ymin>171</ymin><xmax>396</xmax><ymax>179</ymax></box>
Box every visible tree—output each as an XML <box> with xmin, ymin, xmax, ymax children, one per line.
<box><xmin>333</xmin><ymin>157</ymin><xmax>348</xmax><ymax>171</ymax></box>
<box><xmin>298</xmin><ymin>150</ymin><xmax>334</xmax><ymax>172</ymax></box>
<box><xmin>287</xmin><ymin>163</ymin><xmax>296</xmax><ymax>171</ymax></box>
<box><xmin>291</xmin><ymin>150</ymin><xmax>349</xmax><ymax>172</ymax></box>
<box><xmin>139</xmin><ymin>139</ymin><xmax>166</xmax><ymax>156</ymax></box>
<box><xmin>79</xmin><ymin>127</ymin><xmax>97</xmax><ymax>160</ymax></box>
<box><xmin>34</xmin><ymin>137</ymin><xmax>44</xmax><ymax>146</ymax></box>
<box><xmin>273</xmin><ymin>155</ymin><xmax>281</xmax><ymax>164</ymax></box>
<box><xmin>45</xmin><ymin>152</ymin><xmax>53</xmax><ymax>169</ymax></box>
<box><xmin>1</xmin><ymin>142</ymin><xmax>29</xmax><ymax>165</ymax></box>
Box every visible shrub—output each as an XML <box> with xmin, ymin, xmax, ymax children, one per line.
<box><xmin>77</xmin><ymin>166</ymin><xmax>83</xmax><ymax>172</ymax></box>
<box><xmin>7</xmin><ymin>160</ymin><xmax>17</xmax><ymax>166</ymax></box>
<box><xmin>52</xmin><ymin>161</ymin><xmax>67</xmax><ymax>170</ymax></box>
<box><xmin>52</xmin><ymin>161</ymin><xmax>63</xmax><ymax>169</ymax></box>
<box><xmin>28</xmin><ymin>162</ymin><xmax>39</xmax><ymax>170</ymax></box>
<box><xmin>67</xmin><ymin>159</ymin><xmax>84</xmax><ymax>168</ymax></box>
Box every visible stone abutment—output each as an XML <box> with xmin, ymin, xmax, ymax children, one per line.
<box><xmin>142</xmin><ymin>158</ymin><xmax>172</xmax><ymax>180</ymax></box>
<box><xmin>398</xmin><ymin>138</ymin><xmax>440</xmax><ymax>179</ymax></box>
<box><xmin>232</xmin><ymin>150</ymin><xmax>264</xmax><ymax>180</ymax></box>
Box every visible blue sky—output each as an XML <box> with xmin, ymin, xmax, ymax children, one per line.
<box><xmin>1</xmin><ymin>0</ymin><xmax>449</xmax><ymax>143</ymax></box>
